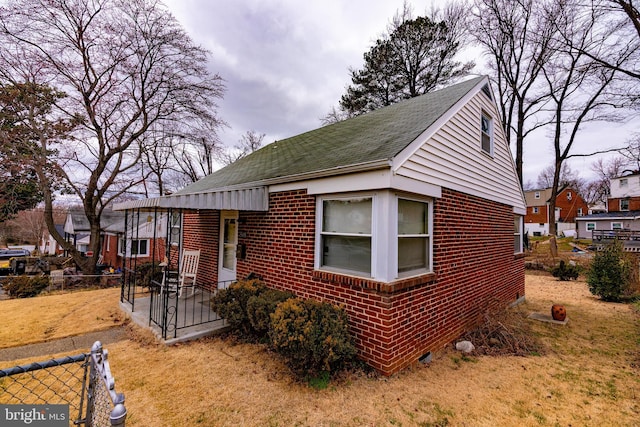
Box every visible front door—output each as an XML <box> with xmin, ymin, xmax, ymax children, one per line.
<box><xmin>218</xmin><ymin>211</ymin><xmax>238</xmax><ymax>288</ymax></box>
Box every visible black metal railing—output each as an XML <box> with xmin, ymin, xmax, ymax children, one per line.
<box><xmin>148</xmin><ymin>278</ymin><xmax>222</xmax><ymax>340</ymax></box>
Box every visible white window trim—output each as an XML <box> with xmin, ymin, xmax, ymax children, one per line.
<box><xmin>395</xmin><ymin>195</ymin><xmax>433</xmax><ymax>278</ymax></box>
<box><xmin>315</xmin><ymin>191</ymin><xmax>432</xmax><ymax>282</ymax></box>
<box><xmin>514</xmin><ymin>215</ymin><xmax>523</xmax><ymax>254</ymax></box>
<box><xmin>620</xmin><ymin>199</ymin><xmax>629</xmax><ymax>211</ymax></box>
<box><xmin>118</xmin><ymin>238</ymin><xmax>150</xmax><ymax>257</ymax></box>
<box><xmin>586</xmin><ymin>222</ymin><xmax>596</xmax><ymax>231</ymax></box>
<box><xmin>480</xmin><ymin>112</ymin><xmax>494</xmax><ymax>156</ymax></box>
<box><xmin>533</xmin><ymin>207</ymin><xmax>539</xmax><ymax>214</ymax></box>
<box><xmin>611</xmin><ymin>222</ymin><xmax>623</xmax><ymax>230</ymax></box>
<box><xmin>534</xmin><ymin>192</ymin><xmax>540</xmax><ymax>199</ymax></box>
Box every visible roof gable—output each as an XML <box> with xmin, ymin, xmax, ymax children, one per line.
<box><xmin>178</xmin><ymin>76</ymin><xmax>485</xmax><ymax>195</ymax></box>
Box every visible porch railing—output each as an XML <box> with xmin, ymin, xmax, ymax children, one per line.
<box><xmin>148</xmin><ymin>279</ymin><xmax>223</xmax><ymax>340</ymax></box>
<box><xmin>592</xmin><ymin>230</ymin><xmax>640</xmax><ymax>251</ymax></box>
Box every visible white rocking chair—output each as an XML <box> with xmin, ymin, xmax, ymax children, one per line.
<box><xmin>161</xmin><ymin>249</ymin><xmax>200</xmax><ymax>298</ymax></box>
<box><xmin>178</xmin><ymin>249</ymin><xmax>200</xmax><ymax>297</ymax></box>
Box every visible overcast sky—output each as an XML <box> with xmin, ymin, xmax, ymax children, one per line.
<box><xmin>163</xmin><ymin>0</ymin><xmax>636</xmax><ymax>186</ymax></box>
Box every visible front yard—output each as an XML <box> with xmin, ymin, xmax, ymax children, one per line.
<box><xmin>1</xmin><ymin>273</ymin><xmax>639</xmax><ymax>426</ymax></box>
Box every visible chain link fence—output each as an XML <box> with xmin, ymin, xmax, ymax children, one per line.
<box><xmin>0</xmin><ymin>341</ymin><xmax>126</xmax><ymax>426</ymax></box>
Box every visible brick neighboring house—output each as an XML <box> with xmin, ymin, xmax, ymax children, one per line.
<box><xmin>115</xmin><ymin>76</ymin><xmax>527</xmax><ymax>375</ymax></box>
<box><xmin>524</xmin><ymin>186</ymin><xmax>588</xmax><ymax>236</ymax></box>
<box><xmin>576</xmin><ymin>172</ymin><xmax>640</xmax><ymax>239</ymax></box>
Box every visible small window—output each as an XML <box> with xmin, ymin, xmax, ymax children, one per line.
<box><xmin>612</xmin><ymin>222</ymin><xmax>622</xmax><ymax>230</ymax></box>
<box><xmin>534</xmin><ymin>192</ymin><xmax>540</xmax><ymax>199</ymax></box>
<box><xmin>398</xmin><ymin>198</ymin><xmax>430</xmax><ymax>274</ymax></box>
<box><xmin>481</xmin><ymin>113</ymin><xmax>493</xmax><ymax>155</ymax></box>
<box><xmin>118</xmin><ymin>238</ymin><xmax>149</xmax><ymax>257</ymax></box>
<box><xmin>620</xmin><ymin>199</ymin><xmax>629</xmax><ymax>211</ymax></box>
<box><xmin>567</xmin><ymin>191</ymin><xmax>572</xmax><ymax>200</ymax></box>
<box><xmin>577</xmin><ymin>208</ymin><xmax>583</xmax><ymax>216</ymax></box>
<box><xmin>533</xmin><ymin>207</ymin><xmax>539</xmax><ymax>214</ymax></box>
<box><xmin>586</xmin><ymin>222</ymin><xmax>596</xmax><ymax>231</ymax></box>
<box><xmin>321</xmin><ymin>197</ymin><xmax>372</xmax><ymax>275</ymax></box>
<box><xmin>514</xmin><ymin>215</ymin><xmax>523</xmax><ymax>254</ymax></box>
<box><xmin>620</xmin><ymin>178</ymin><xmax>628</xmax><ymax>188</ymax></box>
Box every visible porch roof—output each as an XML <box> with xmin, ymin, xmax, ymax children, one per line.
<box><xmin>113</xmin><ymin>186</ymin><xmax>269</xmax><ymax>212</ymax></box>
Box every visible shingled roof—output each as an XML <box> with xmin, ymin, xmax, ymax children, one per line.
<box><xmin>176</xmin><ymin>76</ymin><xmax>484</xmax><ymax>195</ymax></box>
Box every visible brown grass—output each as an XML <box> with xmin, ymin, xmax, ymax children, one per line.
<box><xmin>0</xmin><ymin>287</ymin><xmax>125</xmax><ymax>348</ymax></box>
<box><xmin>2</xmin><ymin>274</ymin><xmax>639</xmax><ymax>426</ymax></box>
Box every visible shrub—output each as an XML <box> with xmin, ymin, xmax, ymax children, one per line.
<box><xmin>269</xmin><ymin>298</ymin><xmax>356</xmax><ymax>377</ymax></box>
<box><xmin>135</xmin><ymin>262</ymin><xmax>163</xmax><ymax>289</ymax></box>
<box><xmin>551</xmin><ymin>260</ymin><xmax>580</xmax><ymax>281</ymax></box>
<box><xmin>210</xmin><ymin>279</ymin><xmax>267</xmax><ymax>334</ymax></box>
<box><xmin>4</xmin><ymin>275</ymin><xmax>50</xmax><ymax>298</ymax></box>
<box><xmin>246</xmin><ymin>289</ymin><xmax>295</xmax><ymax>336</ymax></box>
<box><xmin>587</xmin><ymin>241</ymin><xmax>632</xmax><ymax>302</ymax></box>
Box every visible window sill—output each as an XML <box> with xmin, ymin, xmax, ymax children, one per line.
<box><xmin>514</xmin><ymin>252</ymin><xmax>525</xmax><ymax>260</ymax></box>
<box><xmin>312</xmin><ymin>269</ymin><xmax>436</xmax><ymax>295</ymax></box>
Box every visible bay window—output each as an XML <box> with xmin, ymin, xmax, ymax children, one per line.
<box><xmin>317</xmin><ymin>192</ymin><xmax>432</xmax><ymax>281</ymax></box>
<box><xmin>321</xmin><ymin>197</ymin><xmax>372</xmax><ymax>275</ymax></box>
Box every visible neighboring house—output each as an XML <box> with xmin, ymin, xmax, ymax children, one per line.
<box><xmin>115</xmin><ymin>76</ymin><xmax>527</xmax><ymax>375</ymax></box>
<box><xmin>63</xmin><ymin>209</ymin><xmax>126</xmax><ymax>265</ymax></box>
<box><xmin>576</xmin><ymin>172</ymin><xmax>640</xmax><ymax>239</ymax></box>
<box><xmin>102</xmin><ymin>213</ymin><xmax>168</xmax><ymax>270</ymax></box>
<box><xmin>524</xmin><ymin>187</ymin><xmax>588</xmax><ymax>236</ymax></box>
<box><xmin>39</xmin><ymin>224</ymin><xmax>65</xmax><ymax>255</ymax></box>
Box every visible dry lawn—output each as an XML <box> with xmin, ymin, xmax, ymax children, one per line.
<box><xmin>0</xmin><ymin>287</ymin><xmax>124</xmax><ymax>348</ymax></box>
<box><xmin>1</xmin><ymin>274</ymin><xmax>639</xmax><ymax>426</ymax></box>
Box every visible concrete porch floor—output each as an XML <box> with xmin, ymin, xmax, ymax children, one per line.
<box><xmin>119</xmin><ymin>288</ymin><xmax>229</xmax><ymax>345</ymax></box>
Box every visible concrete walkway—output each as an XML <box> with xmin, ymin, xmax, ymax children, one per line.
<box><xmin>0</xmin><ymin>326</ymin><xmax>127</xmax><ymax>363</ymax></box>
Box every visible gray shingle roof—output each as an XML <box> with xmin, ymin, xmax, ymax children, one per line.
<box><xmin>177</xmin><ymin>76</ymin><xmax>484</xmax><ymax>195</ymax></box>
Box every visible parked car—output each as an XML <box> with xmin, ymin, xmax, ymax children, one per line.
<box><xmin>0</xmin><ymin>248</ymin><xmax>31</xmax><ymax>275</ymax></box>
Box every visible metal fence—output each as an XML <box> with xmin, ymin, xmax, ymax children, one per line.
<box><xmin>0</xmin><ymin>341</ymin><xmax>126</xmax><ymax>427</ymax></box>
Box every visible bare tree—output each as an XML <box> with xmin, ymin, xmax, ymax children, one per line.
<box><xmin>536</xmin><ymin>163</ymin><xmax>586</xmax><ymax>193</ymax></box>
<box><xmin>542</xmin><ymin>0</ymin><xmax>619</xmax><ymax>236</ymax></box>
<box><xmin>471</xmin><ymin>0</ymin><xmax>557</xmax><ymax>186</ymax></box>
<box><xmin>220</xmin><ymin>130</ymin><xmax>266</xmax><ymax>166</ymax></box>
<box><xmin>584</xmin><ymin>156</ymin><xmax>628</xmax><ymax>204</ymax></box>
<box><xmin>0</xmin><ymin>0</ymin><xmax>225</xmax><ymax>273</ymax></box>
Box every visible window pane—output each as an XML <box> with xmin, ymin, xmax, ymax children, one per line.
<box><xmin>398</xmin><ymin>237</ymin><xmax>428</xmax><ymax>272</ymax></box>
<box><xmin>323</xmin><ymin>198</ymin><xmax>371</xmax><ymax>234</ymax></box>
<box><xmin>139</xmin><ymin>240</ymin><xmax>147</xmax><ymax>255</ymax></box>
<box><xmin>398</xmin><ymin>199</ymin><xmax>427</xmax><ymax>234</ymax></box>
<box><xmin>514</xmin><ymin>235</ymin><xmax>522</xmax><ymax>253</ymax></box>
<box><xmin>514</xmin><ymin>216</ymin><xmax>521</xmax><ymax>233</ymax></box>
<box><xmin>322</xmin><ymin>235</ymin><xmax>371</xmax><ymax>274</ymax></box>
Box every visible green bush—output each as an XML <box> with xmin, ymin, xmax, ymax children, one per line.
<box><xmin>551</xmin><ymin>260</ymin><xmax>580</xmax><ymax>280</ymax></box>
<box><xmin>135</xmin><ymin>262</ymin><xmax>163</xmax><ymax>289</ymax></box>
<box><xmin>269</xmin><ymin>298</ymin><xmax>356</xmax><ymax>377</ymax></box>
<box><xmin>4</xmin><ymin>275</ymin><xmax>50</xmax><ymax>298</ymax></box>
<box><xmin>587</xmin><ymin>241</ymin><xmax>632</xmax><ymax>302</ymax></box>
<box><xmin>210</xmin><ymin>279</ymin><xmax>267</xmax><ymax>334</ymax></box>
<box><xmin>246</xmin><ymin>289</ymin><xmax>295</xmax><ymax>336</ymax></box>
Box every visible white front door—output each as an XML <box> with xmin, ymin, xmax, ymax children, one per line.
<box><xmin>218</xmin><ymin>211</ymin><xmax>238</xmax><ymax>288</ymax></box>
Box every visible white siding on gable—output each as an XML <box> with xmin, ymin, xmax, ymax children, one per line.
<box><xmin>394</xmin><ymin>86</ymin><xmax>525</xmax><ymax>213</ymax></box>
<box><xmin>610</xmin><ymin>175</ymin><xmax>640</xmax><ymax>198</ymax></box>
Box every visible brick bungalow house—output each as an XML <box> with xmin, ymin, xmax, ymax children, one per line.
<box><xmin>115</xmin><ymin>76</ymin><xmax>526</xmax><ymax>375</ymax></box>
<box><xmin>524</xmin><ymin>186</ymin><xmax>588</xmax><ymax>236</ymax></box>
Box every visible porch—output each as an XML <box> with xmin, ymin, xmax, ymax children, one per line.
<box><xmin>120</xmin><ymin>282</ymin><xmax>228</xmax><ymax>344</ymax></box>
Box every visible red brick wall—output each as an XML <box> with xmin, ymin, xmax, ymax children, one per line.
<box><xmin>182</xmin><ymin>210</ymin><xmax>220</xmax><ymax>289</ymax></box>
<box><xmin>191</xmin><ymin>188</ymin><xmax>525</xmax><ymax>375</ymax></box>
<box><xmin>525</xmin><ymin>205</ymin><xmax>547</xmax><ymax>224</ymax></box>
<box><xmin>556</xmin><ymin>188</ymin><xmax>589</xmax><ymax>222</ymax></box>
<box><xmin>608</xmin><ymin>196</ymin><xmax>640</xmax><ymax>212</ymax></box>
